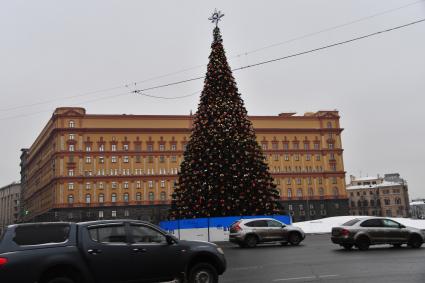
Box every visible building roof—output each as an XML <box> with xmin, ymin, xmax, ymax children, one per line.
<box><xmin>346</xmin><ymin>181</ymin><xmax>401</xmax><ymax>190</ymax></box>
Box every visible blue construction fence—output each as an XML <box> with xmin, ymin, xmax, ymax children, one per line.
<box><xmin>160</xmin><ymin>215</ymin><xmax>292</xmax><ymax>240</ymax></box>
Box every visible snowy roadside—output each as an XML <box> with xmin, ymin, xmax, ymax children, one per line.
<box><xmin>292</xmin><ymin>216</ymin><xmax>425</xmax><ymax>234</ymax></box>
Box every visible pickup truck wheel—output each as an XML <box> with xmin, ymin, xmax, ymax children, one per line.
<box><xmin>244</xmin><ymin>235</ymin><xmax>258</xmax><ymax>248</ymax></box>
<box><xmin>188</xmin><ymin>262</ymin><xmax>218</xmax><ymax>283</ymax></box>
<box><xmin>408</xmin><ymin>235</ymin><xmax>423</xmax><ymax>249</ymax></box>
<box><xmin>288</xmin><ymin>232</ymin><xmax>301</xmax><ymax>246</ymax></box>
<box><xmin>46</xmin><ymin>277</ymin><xmax>75</xmax><ymax>283</ymax></box>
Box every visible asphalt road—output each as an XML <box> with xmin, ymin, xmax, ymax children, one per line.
<box><xmin>217</xmin><ymin>234</ymin><xmax>425</xmax><ymax>283</ymax></box>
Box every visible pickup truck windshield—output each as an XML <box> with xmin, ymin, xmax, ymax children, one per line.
<box><xmin>13</xmin><ymin>223</ymin><xmax>70</xmax><ymax>246</ymax></box>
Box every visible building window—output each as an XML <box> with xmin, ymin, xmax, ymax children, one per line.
<box><xmin>273</xmin><ymin>154</ymin><xmax>279</xmax><ymax>161</ymax></box>
<box><xmin>262</xmin><ymin>143</ymin><xmax>268</xmax><ymax>150</ymax></box>
<box><xmin>123</xmin><ymin>193</ymin><xmax>129</xmax><ymax>202</ymax></box>
<box><xmin>316</xmin><ymin>154</ymin><xmax>321</xmax><ymax>161</ymax></box>
<box><xmin>123</xmin><ymin>144</ymin><xmax>129</xmax><ymax>151</ymax></box>
<box><xmin>136</xmin><ymin>181</ymin><xmax>141</xmax><ymax>189</ymax></box>
<box><xmin>112</xmin><ymin>211</ymin><xmax>117</xmax><ymax>217</ymax></box>
<box><xmin>318</xmin><ymin>177</ymin><xmax>323</xmax><ymax>185</ymax></box>
<box><xmin>68</xmin><ymin>169</ymin><xmax>74</xmax><ymax>176</ymax></box>
<box><xmin>98</xmin><ymin>211</ymin><xmax>104</xmax><ymax>218</ymax></box>
<box><xmin>68</xmin><ymin>195</ymin><xmax>74</xmax><ymax>204</ymax></box>
<box><xmin>85</xmin><ymin>194</ymin><xmax>91</xmax><ymax>204</ymax></box>
<box><xmin>69</xmin><ymin>145</ymin><xmax>75</xmax><ymax>152</ymax></box>
<box><xmin>98</xmin><ymin>156</ymin><xmax>104</xmax><ymax>164</ymax></box>
<box><xmin>171</xmin><ymin>155</ymin><xmax>177</xmax><ymax>162</ymax></box>
<box><xmin>159</xmin><ymin>144</ymin><xmax>165</xmax><ymax>151</ymax></box>
<box><xmin>111</xmin><ymin>144</ymin><xmax>117</xmax><ymax>151</ymax></box>
<box><xmin>284</xmin><ymin>154</ymin><xmax>289</xmax><ymax>161</ymax></box>
<box><xmin>111</xmin><ymin>156</ymin><xmax>117</xmax><ymax>163</ymax></box>
<box><xmin>272</xmin><ymin>143</ymin><xmax>278</xmax><ymax>150</ymax></box>
<box><xmin>135</xmin><ymin>155</ymin><xmax>141</xmax><ymax>163</ymax></box>
<box><xmin>183</xmin><ymin>144</ymin><xmax>187</xmax><ymax>151</ymax></box>
<box><xmin>327</xmin><ymin>122</ymin><xmax>332</xmax><ymax>128</ymax></box>
<box><xmin>293</xmin><ymin>143</ymin><xmax>299</xmax><ymax>150</ymax></box>
<box><xmin>384</xmin><ymin>199</ymin><xmax>390</xmax><ymax>205</ymax></box>
<box><xmin>160</xmin><ymin>192</ymin><xmax>166</xmax><ymax>201</ymax></box>
<box><xmin>159</xmin><ymin>156</ymin><xmax>165</xmax><ymax>163</ymax></box>
<box><xmin>124</xmin><ymin>210</ymin><xmax>129</xmax><ymax>217</ymax></box>
<box><xmin>328</xmin><ymin>143</ymin><xmax>334</xmax><ymax>149</ymax></box>
<box><xmin>111</xmin><ymin>193</ymin><xmax>117</xmax><ymax>203</ymax></box>
<box><xmin>319</xmin><ymin>187</ymin><xmax>324</xmax><ymax>197</ymax></box>
<box><xmin>149</xmin><ymin>192</ymin><xmax>154</xmax><ymax>201</ymax></box>
<box><xmin>86</xmin><ymin>182</ymin><xmax>91</xmax><ymax>189</ymax></box>
<box><xmin>85</xmin><ymin>156</ymin><xmax>91</xmax><ymax>164</ymax></box>
<box><xmin>314</xmin><ymin>143</ymin><xmax>319</xmax><ymax>150</ymax></box>
<box><xmin>287</xmin><ymin>189</ymin><xmax>292</xmax><ymax>198</ymax></box>
<box><xmin>333</xmin><ymin>187</ymin><xmax>339</xmax><ymax>197</ymax></box>
<box><xmin>69</xmin><ymin>120</ymin><xmax>75</xmax><ymax>128</ymax></box>
<box><xmin>296</xmin><ymin>178</ymin><xmax>302</xmax><ymax>185</ymax></box>
<box><xmin>68</xmin><ymin>183</ymin><xmax>74</xmax><ymax>190</ymax></box>
<box><xmin>286</xmin><ymin>178</ymin><xmax>291</xmax><ymax>185</ymax></box>
<box><xmin>307</xmin><ymin>177</ymin><xmax>312</xmax><ymax>185</ymax></box>
<box><xmin>306</xmin><ymin>154</ymin><xmax>311</xmax><ymax>161</ymax></box>
<box><xmin>136</xmin><ymin>192</ymin><xmax>142</xmax><ymax>201</ymax></box>
<box><xmin>147</xmin><ymin>144</ymin><xmax>153</xmax><ymax>151</ymax></box>
<box><xmin>332</xmin><ymin>177</ymin><xmax>337</xmax><ymax>184</ymax></box>
<box><xmin>283</xmin><ymin>143</ymin><xmax>289</xmax><ymax>150</ymax></box>
<box><xmin>99</xmin><ymin>194</ymin><xmax>104</xmax><ymax>203</ymax></box>
<box><xmin>85</xmin><ymin>145</ymin><xmax>91</xmax><ymax>152</ymax></box>
<box><xmin>308</xmin><ymin>188</ymin><xmax>314</xmax><ymax>196</ymax></box>
<box><xmin>69</xmin><ymin>134</ymin><xmax>75</xmax><ymax>140</ymax></box>
<box><xmin>123</xmin><ymin>182</ymin><xmax>129</xmax><ymax>189</ymax></box>
<box><xmin>123</xmin><ymin>156</ymin><xmax>129</xmax><ymax>163</ymax></box>
<box><xmin>160</xmin><ymin>180</ymin><xmax>165</xmax><ymax>188</ymax></box>
<box><xmin>99</xmin><ymin>144</ymin><xmax>104</xmax><ymax>152</ymax></box>
<box><xmin>294</xmin><ymin>154</ymin><xmax>300</xmax><ymax>161</ymax></box>
<box><xmin>148</xmin><ymin>181</ymin><xmax>153</xmax><ymax>188</ymax></box>
<box><xmin>304</xmin><ymin>143</ymin><xmax>309</xmax><ymax>150</ymax></box>
<box><xmin>148</xmin><ymin>156</ymin><xmax>154</xmax><ymax>163</ymax></box>
<box><xmin>111</xmin><ymin>182</ymin><xmax>117</xmax><ymax>189</ymax></box>
<box><xmin>297</xmin><ymin>189</ymin><xmax>303</xmax><ymax>198</ymax></box>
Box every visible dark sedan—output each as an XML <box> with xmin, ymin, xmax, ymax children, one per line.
<box><xmin>331</xmin><ymin>217</ymin><xmax>425</xmax><ymax>250</ymax></box>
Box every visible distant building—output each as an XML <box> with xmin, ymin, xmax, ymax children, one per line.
<box><xmin>410</xmin><ymin>199</ymin><xmax>425</xmax><ymax>219</ymax></box>
<box><xmin>0</xmin><ymin>182</ymin><xmax>21</xmax><ymax>235</ymax></box>
<box><xmin>20</xmin><ymin>107</ymin><xmax>348</xmax><ymax>223</ymax></box>
<box><xmin>347</xmin><ymin>173</ymin><xmax>409</xmax><ymax>217</ymax></box>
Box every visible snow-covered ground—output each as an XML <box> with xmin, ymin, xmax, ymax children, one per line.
<box><xmin>292</xmin><ymin>216</ymin><xmax>425</xmax><ymax>234</ymax></box>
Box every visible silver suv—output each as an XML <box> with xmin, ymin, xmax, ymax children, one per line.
<box><xmin>229</xmin><ymin>218</ymin><xmax>305</xmax><ymax>248</ymax></box>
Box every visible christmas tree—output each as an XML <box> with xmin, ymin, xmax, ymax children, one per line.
<box><xmin>169</xmin><ymin>12</ymin><xmax>281</xmax><ymax>219</ymax></box>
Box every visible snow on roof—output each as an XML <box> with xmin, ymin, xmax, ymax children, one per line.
<box><xmin>346</xmin><ymin>180</ymin><xmax>401</xmax><ymax>190</ymax></box>
<box><xmin>410</xmin><ymin>201</ymin><xmax>425</xmax><ymax>206</ymax></box>
<box><xmin>352</xmin><ymin>176</ymin><xmax>380</xmax><ymax>181</ymax></box>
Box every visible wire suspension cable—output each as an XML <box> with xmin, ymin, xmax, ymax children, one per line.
<box><xmin>132</xmin><ymin>18</ymin><xmax>425</xmax><ymax>93</ymax></box>
<box><xmin>1</xmin><ymin>0</ymin><xmax>422</xmax><ymax>112</ymax></box>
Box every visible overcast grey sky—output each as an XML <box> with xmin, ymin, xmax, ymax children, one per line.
<box><xmin>1</xmin><ymin>0</ymin><xmax>424</xmax><ymax>198</ymax></box>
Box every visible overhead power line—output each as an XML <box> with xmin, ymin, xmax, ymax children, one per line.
<box><xmin>1</xmin><ymin>18</ymin><xmax>424</xmax><ymax>121</ymax></box>
<box><xmin>132</xmin><ymin>18</ymin><xmax>425</xmax><ymax>94</ymax></box>
<box><xmin>1</xmin><ymin>0</ymin><xmax>422</xmax><ymax>112</ymax></box>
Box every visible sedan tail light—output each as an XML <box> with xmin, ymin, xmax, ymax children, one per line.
<box><xmin>232</xmin><ymin>221</ymin><xmax>242</xmax><ymax>232</ymax></box>
<box><xmin>341</xmin><ymin>229</ymin><xmax>350</xmax><ymax>237</ymax></box>
<box><xmin>0</xmin><ymin>257</ymin><xmax>8</xmax><ymax>267</ymax></box>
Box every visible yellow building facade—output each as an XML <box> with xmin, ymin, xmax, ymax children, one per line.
<box><xmin>20</xmin><ymin>107</ymin><xmax>348</xmax><ymax>223</ymax></box>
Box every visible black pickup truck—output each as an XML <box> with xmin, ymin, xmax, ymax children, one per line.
<box><xmin>0</xmin><ymin>220</ymin><xmax>226</xmax><ymax>283</ymax></box>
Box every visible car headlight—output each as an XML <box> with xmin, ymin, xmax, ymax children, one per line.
<box><xmin>216</xmin><ymin>247</ymin><xmax>224</xmax><ymax>255</ymax></box>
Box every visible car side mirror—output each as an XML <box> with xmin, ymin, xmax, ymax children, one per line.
<box><xmin>281</xmin><ymin>224</ymin><xmax>286</xmax><ymax>228</ymax></box>
<box><xmin>399</xmin><ymin>225</ymin><xmax>406</xmax><ymax>229</ymax></box>
<box><xmin>166</xmin><ymin>234</ymin><xmax>176</xmax><ymax>245</ymax></box>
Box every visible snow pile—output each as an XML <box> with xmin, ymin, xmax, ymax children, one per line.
<box><xmin>292</xmin><ymin>216</ymin><xmax>425</xmax><ymax>234</ymax></box>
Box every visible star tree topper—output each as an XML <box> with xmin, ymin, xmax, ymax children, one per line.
<box><xmin>208</xmin><ymin>9</ymin><xmax>224</xmax><ymax>27</ymax></box>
